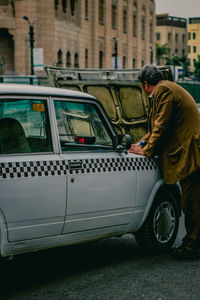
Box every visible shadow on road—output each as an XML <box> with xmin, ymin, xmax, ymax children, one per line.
<box><xmin>0</xmin><ymin>234</ymin><xmax>141</xmax><ymax>297</ymax></box>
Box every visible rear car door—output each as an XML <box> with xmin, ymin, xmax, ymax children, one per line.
<box><xmin>53</xmin><ymin>97</ymin><xmax>137</xmax><ymax>235</ymax></box>
<box><xmin>0</xmin><ymin>96</ymin><xmax>66</xmax><ymax>242</ymax></box>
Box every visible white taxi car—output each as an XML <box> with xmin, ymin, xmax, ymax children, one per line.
<box><xmin>0</xmin><ymin>84</ymin><xmax>181</xmax><ymax>258</ymax></box>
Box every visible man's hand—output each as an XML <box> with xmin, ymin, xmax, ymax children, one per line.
<box><xmin>128</xmin><ymin>144</ymin><xmax>145</xmax><ymax>156</ymax></box>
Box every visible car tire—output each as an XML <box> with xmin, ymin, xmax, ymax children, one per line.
<box><xmin>135</xmin><ymin>189</ymin><xmax>180</xmax><ymax>254</ymax></box>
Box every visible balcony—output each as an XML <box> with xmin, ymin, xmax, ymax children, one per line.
<box><xmin>156</xmin><ymin>14</ymin><xmax>187</xmax><ymax>28</ymax></box>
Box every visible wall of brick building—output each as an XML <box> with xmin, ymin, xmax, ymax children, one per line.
<box><xmin>0</xmin><ymin>0</ymin><xmax>156</xmax><ymax>75</ymax></box>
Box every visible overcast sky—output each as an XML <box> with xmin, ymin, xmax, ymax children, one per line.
<box><xmin>155</xmin><ymin>0</ymin><xmax>200</xmax><ymax>19</ymax></box>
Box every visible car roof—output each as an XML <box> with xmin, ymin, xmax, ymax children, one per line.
<box><xmin>0</xmin><ymin>83</ymin><xmax>96</xmax><ymax>100</ymax></box>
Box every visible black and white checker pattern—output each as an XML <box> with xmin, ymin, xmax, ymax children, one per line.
<box><xmin>0</xmin><ymin>157</ymin><xmax>159</xmax><ymax>179</ymax></box>
<box><xmin>0</xmin><ymin>160</ymin><xmax>68</xmax><ymax>179</ymax></box>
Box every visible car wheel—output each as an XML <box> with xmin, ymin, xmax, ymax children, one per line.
<box><xmin>135</xmin><ymin>189</ymin><xmax>180</xmax><ymax>254</ymax></box>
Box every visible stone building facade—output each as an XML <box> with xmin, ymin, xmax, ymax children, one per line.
<box><xmin>188</xmin><ymin>17</ymin><xmax>200</xmax><ymax>73</ymax></box>
<box><xmin>0</xmin><ymin>0</ymin><xmax>155</xmax><ymax>75</ymax></box>
<box><xmin>155</xmin><ymin>14</ymin><xmax>187</xmax><ymax>65</ymax></box>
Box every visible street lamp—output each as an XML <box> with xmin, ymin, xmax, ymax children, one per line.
<box><xmin>23</xmin><ymin>16</ymin><xmax>38</xmax><ymax>76</ymax></box>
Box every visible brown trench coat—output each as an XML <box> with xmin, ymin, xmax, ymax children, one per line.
<box><xmin>142</xmin><ymin>80</ymin><xmax>200</xmax><ymax>184</ymax></box>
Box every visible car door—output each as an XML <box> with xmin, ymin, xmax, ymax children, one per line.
<box><xmin>53</xmin><ymin>97</ymin><xmax>137</xmax><ymax>235</ymax></box>
<box><xmin>0</xmin><ymin>96</ymin><xmax>66</xmax><ymax>242</ymax></box>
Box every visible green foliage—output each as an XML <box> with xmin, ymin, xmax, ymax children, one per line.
<box><xmin>156</xmin><ymin>43</ymin><xmax>170</xmax><ymax>65</ymax></box>
<box><xmin>194</xmin><ymin>55</ymin><xmax>200</xmax><ymax>79</ymax></box>
<box><xmin>170</xmin><ymin>56</ymin><xmax>190</xmax><ymax>77</ymax></box>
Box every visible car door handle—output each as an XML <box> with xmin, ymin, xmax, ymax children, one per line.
<box><xmin>69</xmin><ymin>161</ymin><xmax>83</xmax><ymax>170</ymax></box>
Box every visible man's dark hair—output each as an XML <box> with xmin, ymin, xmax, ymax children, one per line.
<box><xmin>137</xmin><ymin>65</ymin><xmax>164</xmax><ymax>86</ymax></box>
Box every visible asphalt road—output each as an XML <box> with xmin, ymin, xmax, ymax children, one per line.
<box><xmin>1</xmin><ymin>216</ymin><xmax>200</xmax><ymax>300</ymax></box>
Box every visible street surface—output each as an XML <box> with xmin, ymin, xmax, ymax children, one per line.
<box><xmin>1</xmin><ymin>216</ymin><xmax>200</xmax><ymax>300</ymax></box>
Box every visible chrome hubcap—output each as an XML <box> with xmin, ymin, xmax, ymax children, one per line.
<box><xmin>153</xmin><ymin>201</ymin><xmax>176</xmax><ymax>244</ymax></box>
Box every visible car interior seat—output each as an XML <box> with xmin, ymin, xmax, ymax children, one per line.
<box><xmin>0</xmin><ymin>117</ymin><xmax>31</xmax><ymax>154</ymax></box>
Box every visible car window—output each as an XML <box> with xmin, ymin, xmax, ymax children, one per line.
<box><xmin>54</xmin><ymin>100</ymin><xmax>113</xmax><ymax>151</ymax></box>
<box><xmin>0</xmin><ymin>99</ymin><xmax>53</xmax><ymax>154</ymax></box>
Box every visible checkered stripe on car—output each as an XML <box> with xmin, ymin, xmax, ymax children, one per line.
<box><xmin>72</xmin><ymin>157</ymin><xmax>159</xmax><ymax>174</ymax></box>
<box><xmin>0</xmin><ymin>160</ymin><xmax>68</xmax><ymax>179</ymax></box>
<box><xmin>0</xmin><ymin>157</ymin><xmax>159</xmax><ymax>179</ymax></box>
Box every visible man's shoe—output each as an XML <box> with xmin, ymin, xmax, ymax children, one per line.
<box><xmin>170</xmin><ymin>246</ymin><xmax>200</xmax><ymax>260</ymax></box>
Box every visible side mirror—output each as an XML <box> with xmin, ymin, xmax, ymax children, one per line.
<box><xmin>117</xmin><ymin>134</ymin><xmax>132</xmax><ymax>150</ymax></box>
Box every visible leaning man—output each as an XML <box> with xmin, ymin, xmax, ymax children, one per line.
<box><xmin>129</xmin><ymin>64</ymin><xmax>200</xmax><ymax>259</ymax></box>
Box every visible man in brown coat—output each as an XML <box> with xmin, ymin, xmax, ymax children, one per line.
<box><xmin>129</xmin><ymin>65</ymin><xmax>200</xmax><ymax>259</ymax></box>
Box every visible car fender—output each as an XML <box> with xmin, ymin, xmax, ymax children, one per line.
<box><xmin>137</xmin><ymin>179</ymin><xmax>181</xmax><ymax>230</ymax></box>
<box><xmin>0</xmin><ymin>209</ymin><xmax>8</xmax><ymax>256</ymax></box>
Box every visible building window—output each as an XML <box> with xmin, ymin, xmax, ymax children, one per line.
<box><xmin>99</xmin><ymin>0</ymin><xmax>104</xmax><ymax>24</ymax></box>
<box><xmin>70</xmin><ymin>0</ymin><xmax>75</xmax><ymax>16</ymax></box>
<box><xmin>85</xmin><ymin>0</ymin><xmax>88</xmax><ymax>20</ymax></box>
<box><xmin>182</xmin><ymin>34</ymin><xmax>185</xmax><ymax>43</ymax></box>
<box><xmin>85</xmin><ymin>49</ymin><xmax>88</xmax><ymax>68</ymax></box>
<box><xmin>57</xmin><ymin>49</ymin><xmax>63</xmax><ymax>67</ymax></box>
<box><xmin>149</xmin><ymin>21</ymin><xmax>153</xmax><ymax>43</ymax></box>
<box><xmin>193</xmin><ymin>58</ymin><xmax>196</xmax><ymax>67</ymax></box>
<box><xmin>182</xmin><ymin>49</ymin><xmax>185</xmax><ymax>56</ymax></box>
<box><xmin>66</xmin><ymin>51</ymin><xmax>71</xmax><ymax>67</ymax></box>
<box><xmin>132</xmin><ymin>57</ymin><xmax>136</xmax><ymax>68</ymax></box>
<box><xmin>142</xmin><ymin>17</ymin><xmax>145</xmax><ymax>40</ymax></box>
<box><xmin>188</xmin><ymin>32</ymin><xmax>191</xmax><ymax>40</ymax></box>
<box><xmin>193</xmin><ymin>46</ymin><xmax>197</xmax><ymax>53</ymax></box>
<box><xmin>193</xmin><ymin>32</ymin><xmax>196</xmax><ymax>39</ymax></box>
<box><xmin>62</xmin><ymin>0</ymin><xmax>66</xmax><ymax>13</ymax></box>
<box><xmin>141</xmin><ymin>59</ymin><xmax>145</xmax><ymax>67</ymax></box>
<box><xmin>188</xmin><ymin>58</ymin><xmax>191</xmax><ymax>66</ymax></box>
<box><xmin>54</xmin><ymin>0</ymin><xmax>58</xmax><ymax>11</ymax></box>
<box><xmin>175</xmin><ymin>48</ymin><xmax>178</xmax><ymax>55</ymax></box>
<box><xmin>168</xmin><ymin>32</ymin><xmax>171</xmax><ymax>41</ymax></box>
<box><xmin>123</xmin><ymin>8</ymin><xmax>127</xmax><ymax>33</ymax></box>
<box><xmin>112</xmin><ymin>3</ymin><xmax>117</xmax><ymax>29</ymax></box>
<box><xmin>188</xmin><ymin>45</ymin><xmax>191</xmax><ymax>53</ymax></box>
<box><xmin>123</xmin><ymin>56</ymin><xmax>126</xmax><ymax>68</ymax></box>
<box><xmin>99</xmin><ymin>51</ymin><xmax>103</xmax><ymax>68</ymax></box>
<box><xmin>132</xmin><ymin>13</ymin><xmax>137</xmax><ymax>37</ymax></box>
<box><xmin>175</xmin><ymin>33</ymin><xmax>178</xmax><ymax>43</ymax></box>
<box><xmin>156</xmin><ymin>32</ymin><xmax>160</xmax><ymax>41</ymax></box>
<box><xmin>74</xmin><ymin>52</ymin><xmax>79</xmax><ymax>68</ymax></box>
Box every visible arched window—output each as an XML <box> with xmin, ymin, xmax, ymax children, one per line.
<box><xmin>66</xmin><ymin>51</ymin><xmax>71</xmax><ymax>67</ymax></box>
<box><xmin>132</xmin><ymin>58</ymin><xmax>136</xmax><ymax>68</ymax></box>
<box><xmin>74</xmin><ymin>52</ymin><xmax>79</xmax><ymax>68</ymax></box>
<box><xmin>85</xmin><ymin>0</ymin><xmax>88</xmax><ymax>20</ymax></box>
<box><xmin>123</xmin><ymin>8</ymin><xmax>127</xmax><ymax>33</ymax></box>
<box><xmin>142</xmin><ymin>16</ymin><xmax>145</xmax><ymax>40</ymax></box>
<box><xmin>99</xmin><ymin>51</ymin><xmax>103</xmax><ymax>68</ymax></box>
<box><xmin>85</xmin><ymin>49</ymin><xmax>88</xmax><ymax>68</ymax></box>
<box><xmin>123</xmin><ymin>56</ymin><xmax>126</xmax><ymax>68</ymax></box>
<box><xmin>99</xmin><ymin>0</ymin><xmax>104</xmax><ymax>24</ymax></box>
<box><xmin>132</xmin><ymin>13</ymin><xmax>137</xmax><ymax>37</ymax></box>
<box><xmin>112</xmin><ymin>3</ymin><xmax>116</xmax><ymax>29</ymax></box>
<box><xmin>70</xmin><ymin>0</ymin><xmax>75</xmax><ymax>16</ymax></box>
<box><xmin>57</xmin><ymin>49</ymin><xmax>63</xmax><ymax>67</ymax></box>
<box><xmin>54</xmin><ymin>0</ymin><xmax>58</xmax><ymax>11</ymax></box>
<box><xmin>62</xmin><ymin>0</ymin><xmax>66</xmax><ymax>13</ymax></box>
